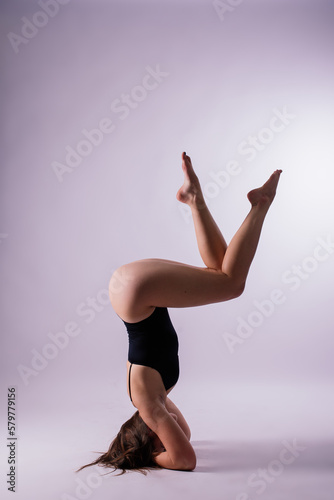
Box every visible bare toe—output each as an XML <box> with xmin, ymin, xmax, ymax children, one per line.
<box><xmin>176</xmin><ymin>152</ymin><xmax>203</xmax><ymax>206</ymax></box>
<box><xmin>247</xmin><ymin>170</ymin><xmax>282</xmax><ymax>207</ymax></box>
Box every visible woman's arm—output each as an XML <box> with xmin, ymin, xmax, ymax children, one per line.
<box><xmin>139</xmin><ymin>399</ymin><xmax>196</xmax><ymax>471</ymax></box>
<box><xmin>165</xmin><ymin>397</ymin><xmax>191</xmax><ymax>440</ymax></box>
<box><xmin>153</xmin><ymin>449</ymin><xmax>194</xmax><ymax>471</ymax></box>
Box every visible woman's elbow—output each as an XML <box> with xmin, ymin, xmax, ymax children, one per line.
<box><xmin>187</xmin><ymin>457</ymin><xmax>197</xmax><ymax>471</ymax></box>
<box><xmin>177</xmin><ymin>452</ymin><xmax>196</xmax><ymax>471</ymax></box>
<box><xmin>181</xmin><ymin>458</ymin><xmax>196</xmax><ymax>471</ymax></box>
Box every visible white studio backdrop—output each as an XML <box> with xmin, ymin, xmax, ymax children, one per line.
<box><xmin>1</xmin><ymin>1</ymin><xmax>334</xmax><ymax>499</ymax></box>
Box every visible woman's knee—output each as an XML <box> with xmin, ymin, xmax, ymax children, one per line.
<box><xmin>232</xmin><ymin>280</ymin><xmax>245</xmax><ymax>298</ymax></box>
<box><xmin>226</xmin><ymin>277</ymin><xmax>245</xmax><ymax>299</ymax></box>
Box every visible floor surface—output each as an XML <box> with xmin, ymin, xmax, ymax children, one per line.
<box><xmin>1</xmin><ymin>383</ymin><xmax>333</xmax><ymax>500</ymax></box>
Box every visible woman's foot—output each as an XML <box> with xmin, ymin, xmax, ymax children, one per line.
<box><xmin>247</xmin><ymin>169</ymin><xmax>282</xmax><ymax>208</ymax></box>
<box><xmin>176</xmin><ymin>152</ymin><xmax>205</xmax><ymax>208</ymax></box>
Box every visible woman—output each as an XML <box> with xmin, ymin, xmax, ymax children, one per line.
<box><xmin>79</xmin><ymin>152</ymin><xmax>282</xmax><ymax>474</ymax></box>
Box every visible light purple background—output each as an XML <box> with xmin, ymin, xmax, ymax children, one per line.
<box><xmin>1</xmin><ymin>1</ymin><xmax>334</xmax><ymax>499</ymax></box>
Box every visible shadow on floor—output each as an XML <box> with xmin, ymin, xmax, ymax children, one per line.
<box><xmin>191</xmin><ymin>439</ymin><xmax>334</xmax><ymax>473</ymax></box>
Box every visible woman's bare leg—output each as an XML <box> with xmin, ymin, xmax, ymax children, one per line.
<box><xmin>221</xmin><ymin>188</ymin><xmax>276</xmax><ymax>282</ymax></box>
<box><xmin>109</xmin><ymin>154</ymin><xmax>282</xmax><ymax>322</ymax></box>
<box><xmin>176</xmin><ymin>152</ymin><xmax>227</xmax><ymax>270</ymax></box>
<box><xmin>176</xmin><ymin>152</ymin><xmax>282</xmax><ymax>284</ymax></box>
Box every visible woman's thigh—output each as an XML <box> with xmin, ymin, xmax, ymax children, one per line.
<box><xmin>109</xmin><ymin>258</ymin><xmax>243</xmax><ymax>322</ymax></box>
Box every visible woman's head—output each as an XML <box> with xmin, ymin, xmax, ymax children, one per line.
<box><xmin>77</xmin><ymin>411</ymin><xmax>163</xmax><ymax>476</ymax></box>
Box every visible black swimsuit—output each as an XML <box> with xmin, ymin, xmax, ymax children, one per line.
<box><xmin>120</xmin><ymin>307</ymin><xmax>180</xmax><ymax>403</ymax></box>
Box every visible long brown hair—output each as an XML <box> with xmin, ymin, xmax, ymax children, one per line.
<box><xmin>77</xmin><ymin>411</ymin><xmax>162</xmax><ymax>476</ymax></box>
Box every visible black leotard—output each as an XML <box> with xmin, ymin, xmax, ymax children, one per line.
<box><xmin>121</xmin><ymin>307</ymin><xmax>179</xmax><ymax>403</ymax></box>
